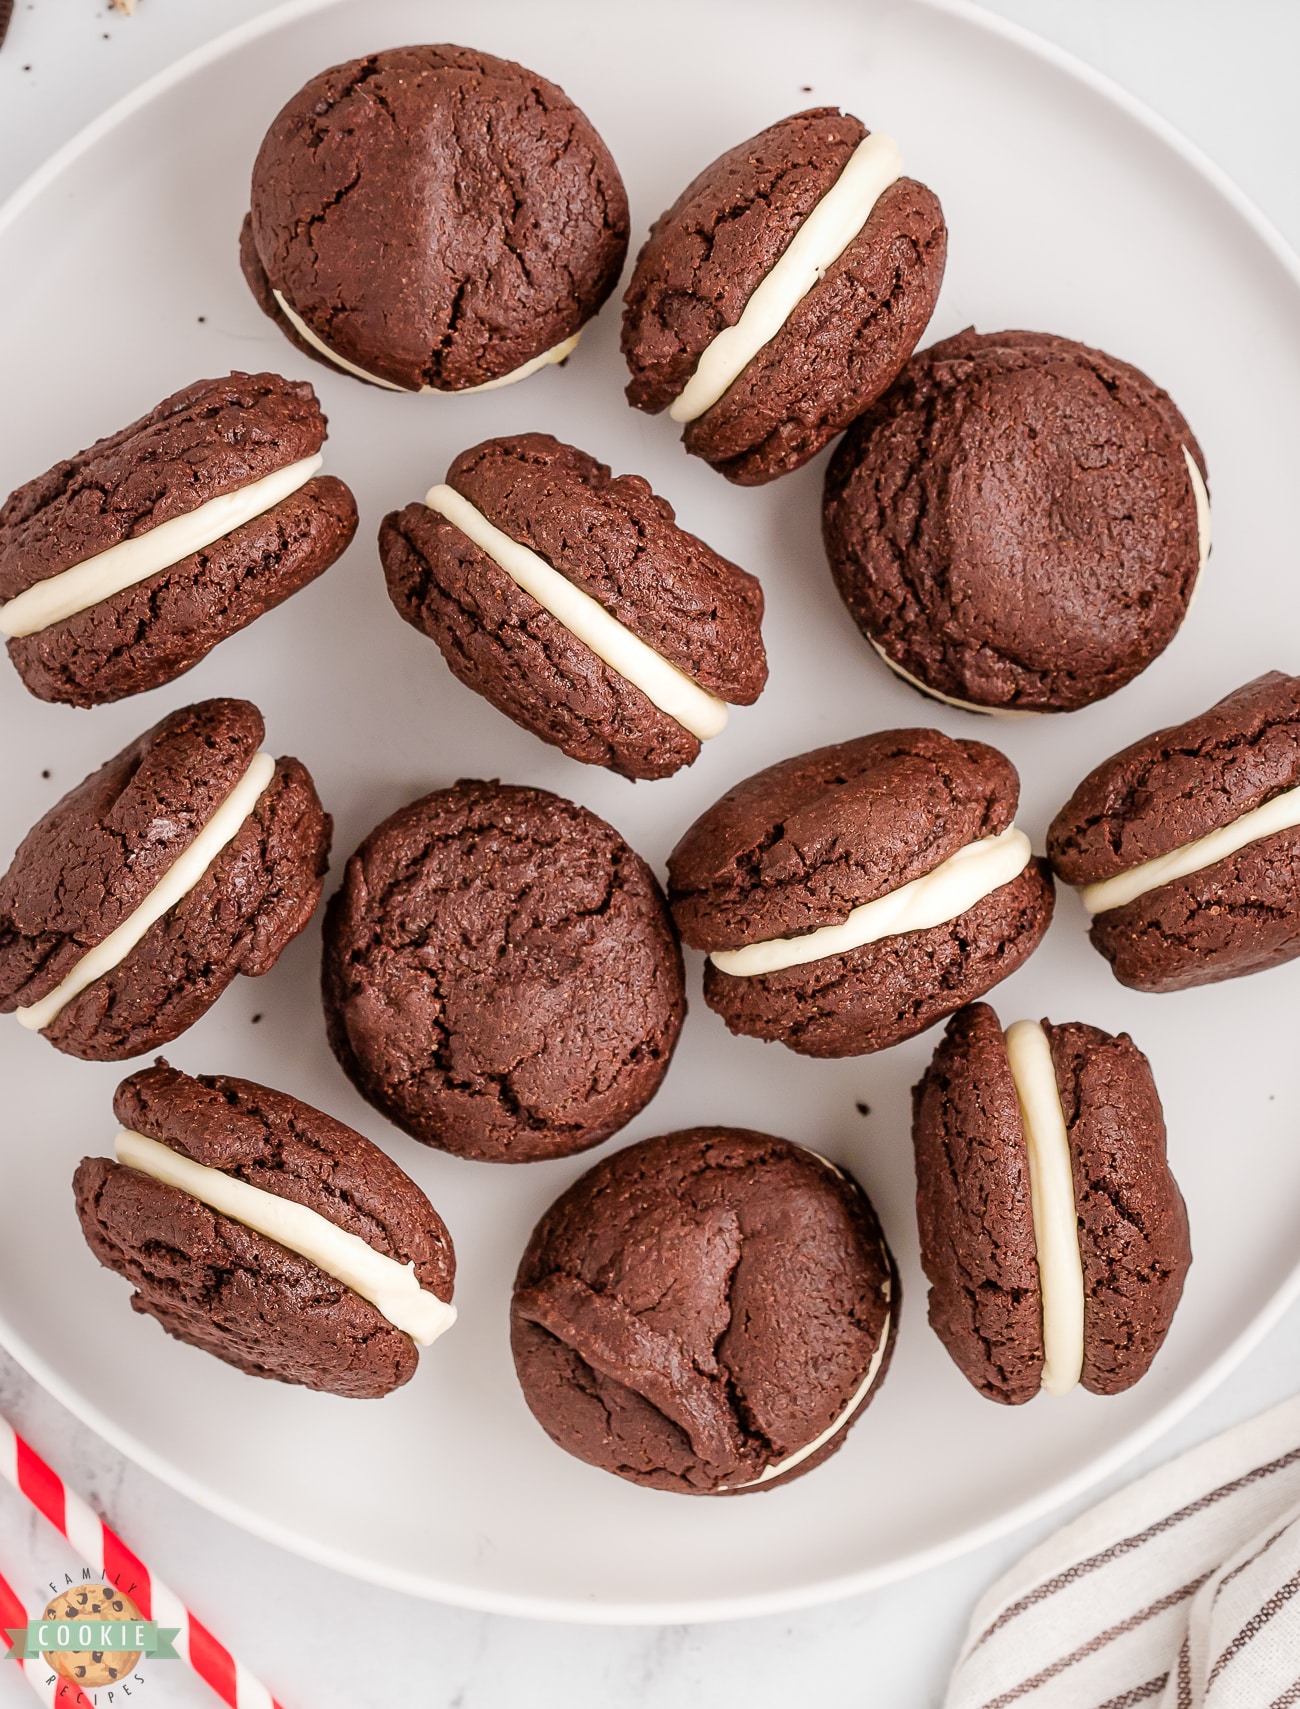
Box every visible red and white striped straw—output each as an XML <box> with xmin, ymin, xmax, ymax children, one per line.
<box><xmin>0</xmin><ymin>1562</ymin><xmax>97</xmax><ymax>1709</ymax></box>
<box><xmin>0</xmin><ymin>1414</ymin><xmax>283</xmax><ymax>1709</ymax></box>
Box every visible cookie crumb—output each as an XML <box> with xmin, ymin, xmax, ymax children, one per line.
<box><xmin>197</xmin><ymin>315</ymin><xmax>206</xmax><ymax>324</ymax></box>
<box><xmin>109</xmin><ymin>0</ymin><xmax>137</xmax><ymax>13</ymax></box>
<box><xmin>250</xmin><ymin>1013</ymin><xmax>263</xmax><ymax>1024</ymax></box>
<box><xmin>40</xmin><ymin>768</ymin><xmax>50</xmax><ymax>780</ymax></box>
<box><xmin>801</xmin><ymin>84</ymin><xmax>813</xmax><ymax>92</ymax></box>
<box><xmin>855</xmin><ymin>1101</ymin><xmax>871</xmax><ymax>1117</ymax></box>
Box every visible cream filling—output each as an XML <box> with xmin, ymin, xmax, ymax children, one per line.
<box><xmin>864</xmin><ymin>451</ymin><xmax>1208</xmax><ymax>713</ymax></box>
<box><xmin>669</xmin><ymin>131</ymin><xmax>904</xmax><ymax>424</ymax></box>
<box><xmin>424</xmin><ymin>483</ymin><xmax>728</xmax><ymax>741</ymax></box>
<box><xmin>719</xmin><ymin>1272</ymin><xmax>892</xmax><ymax>1491</ymax></box>
<box><xmin>1185</xmin><ymin>448</ymin><xmax>1211</xmax><ymax>572</ymax></box>
<box><xmin>1004</xmin><ymin>1019</ymin><xmax>1085</xmax><ymax>1397</ymax></box>
<box><xmin>271</xmin><ymin>289</ymin><xmax>579</xmax><ymax>395</ymax></box>
<box><xmin>115</xmin><ymin>1129</ymin><xmax>456</xmax><ymax>1347</ymax></box>
<box><xmin>16</xmin><ymin>751</ymin><xmax>276</xmax><ymax>1033</ymax></box>
<box><xmin>1080</xmin><ymin>780</ymin><xmax>1300</xmax><ymax>916</ymax></box>
<box><xmin>709</xmin><ymin>825</ymin><xmax>1032</xmax><ymax>978</ymax></box>
<box><xmin>0</xmin><ymin>456</ymin><xmax>323</xmax><ymax>640</ymax></box>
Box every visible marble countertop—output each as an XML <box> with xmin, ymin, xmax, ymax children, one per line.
<box><xmin>2</xmin><ymin>3</ymin><xmax>1298</xmax><ymax>1705</ymax></box>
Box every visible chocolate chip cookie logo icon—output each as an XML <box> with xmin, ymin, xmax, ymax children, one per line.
<box><xmin>5</xmin><ymin>1579</ymin><xmax>179</xmax><ymax>1698</ymax></box>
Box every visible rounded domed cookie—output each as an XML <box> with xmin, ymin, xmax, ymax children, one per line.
<box><xmin>1048</xmin><ymin>671</ymin><xmax>1300</xmax><ymax>991</ymax></box>
<box><xmin>912</xmin><ymin>1002</ymin><xmax>1190</xmax><ymax>1403</ymax></box>
<box><xmin>241</xmin><ymin>45</ymin><xmax>629</xmax><ymax>394</ymax></box>
<box><xmin>0</xmin><ymin>698</ymin><xmax>331</xmax><ymax>1060</ymax></box>
<box><xmin>75</xmin><ymin>1060</ymin><xmax>456</xmax><ymax>1398</ymax></box>
<box><xmin>511</xmin><ymin>1127</ymin><xmax>896</xmax><ymax>1493</ymax></box>
<box><xmin>0</xmin><ymin>373</ymin><xmax>357</xmax><ymax>706</ymax></box>
<box><xmin>379</xmin><ymin>433</ymin><xmax>767</xmax><ymax>781</ymax></box>
<box><xmin>622</xmin><ymin>108</ymin><xmax>946</xmax><ymax>485</ymax></box>
<box><xmin>322</xmin><ymin>780</ymin><xmax>685</xmax><ymax>1162</ymax></box>
<box><xmin>823</xmin><ymin>329</ymin><xmax>1210</xmax><ymax>713</ymax></box>
<box><xmin>667</xmin><ymin>729</ymin><xmax>1054</xmax><ymax>1056</ymax></box>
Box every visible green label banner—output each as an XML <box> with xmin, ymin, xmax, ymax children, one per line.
<box><xmin>5</xmin><ymin>1621</ymin><xmax>180</xmax><ymax>1660</ymax></box>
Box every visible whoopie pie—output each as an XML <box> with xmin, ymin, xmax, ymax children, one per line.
<box><xmin>378</xmin><ymin>433</ymin><xmax>767</xmax><ymax>780</ymax></box>
<box><xmin>75</xmin><ymin>1061</ymin><xmax>456</xmax><ymax>1398</ymax></box>
<box><xmin>0</xmin><ymin>373</ymin><xmax>356</xmax><ymax>706</ymax></box>
<box><xmin>0</xmin><ymin>698</ymin><xmax>330</xmax><ymax>1060</ymax></box>
<box><xmin>823</xmin><ymin>329</ymin><xmax>1210</xmax><ymax>714</ymax></box>
<box><xmin>322</xmin><ymin>780</ymin><xmax>685</xmax><ymax>1162</ymax></box>
<box><xmin>667</xmin><ymin>729</ymin><xmax>1054</xmax><ymax>1056</ymax></box>
<box><xmin>623</xmin><ymin>107</ymin><xmax>946</xmax><ymax>484</ymax></box>
<box><xmin>912</xmin><ymin>1003</ymin><xmax>1190</xmax><ymax>1403</ymax></box>
<box><xmin>241</xmin><ymin>45</ymin><xmax>628</xmax><ymax>395</ymax></box>
<box><xmin>511</xmin><ymin>1127</ymin><xmax>897</xmax><ymax>1493</ymax></box>
<box><xmin>1048</xmin><ymin>671</ymin><xmax>1300</xmax><ymax>991</ymax></box>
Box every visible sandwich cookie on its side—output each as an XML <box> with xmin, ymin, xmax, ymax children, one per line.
<box><xmin>622</xmin><ymin>108</ymin><xmax>946</xmax><ymax>485</ymax></box>
<box><xmin>0</xmin><ymin>698</ymin><xmax>331</xmax><ymax>1060</ymax></box>
<box><xmin>75</xmin><ymin>1062</ymin><xmax>456</xmax><ymax>1398</ymax></box>
<box><xmin>912</xmin><ymin>1003</ymin><xmax>1190</xmax><ymax>1403</ymax></box>
<box><xmin>0</xmin><ymin>373</ymin><xmax>357</xmax><ymax>706</ymax></box>
<box><xmin>1049</xmin><ymin>671</ymin><xmax>1300</xmax><ymax>991</ymax></box>
<box><xmin>322</xmin><ymin>780</ymin><xmax>685</xmax><ymax>1162</ymax></box>
<box><xmin>241</xmin><ymin>46</ymin><xmax>628</xmax><ymax>395</ymax></box>
<box><xmin>511</xmin><ymin>1128</ymin><xmax>897</xmax><ymax>1493</ymax></box>
<box><xmin>379</xmin><ymin>433</ymin><xmax>767</xmax><ymax>780</ymax></box>
<box><xmin>667</xmin><ymin>729</ymin><xmax>1054</xmax><ymax>1056</ymax></box>
<box><xmin>823</xmin><ymin>329</ymin><xmax>1210</xmax><ymax>714</ymax></box>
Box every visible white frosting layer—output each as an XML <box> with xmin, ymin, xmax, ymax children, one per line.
<box><xmin>424</xmin><ymin>483</ymin><xmax>728</xmax><ymax>741</ymax></box>
<box><xmin>0</xmin><ymin>456</ymin><xmax>323</xmax><ymax>640</ymax></box>
<box><xmin>17</xmin><ymin>751</ymin><xmax>276</xmax><ymax>1033</ymax></box>
<box><xmin>271</xmin><ymin>290</ymin><xmax>579</xmax><ymax>394</ymax></box>
<box><xmin>115</xmin><ymin>1129</ymin><xmax>456</xmax><ymax>1347</ymax></box>
<box><xmin>669</xmin><ymin>131</ymin><xmax>904</xmax><ymax>424</ymax></box>
<box><xmin>868</xmin><ymin>637</ymin><xmax>1041</xmax><ymax>720</ymax></box>
<box><xmin>1004</xmin><ymin>1019</ymin><xmax>1085</xmax><ymax>1398</ymax></box>
<box><xmin>1185</xmin><ymin>448</ymin><xmax>1211</xmax><ymax>572</ymax></box>
<box><xmin>1081</xmin><ymin>780</ymin><xmax>1300</xmax><ymax>917</ymax></box>
<box><xmin>710</xmin><ymin>825</ymin><xmax>1032</xmax><ymax>978</ymax></box>
<box><xmin>721</xmin><ymin>1273</ymin><xmax>892</xmax><ymax>1490</ymax></box>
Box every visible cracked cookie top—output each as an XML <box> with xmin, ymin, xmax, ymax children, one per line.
<box><xmin>243</xmin><ymin>45</ymin><xmax>630</xmax><ymax>393</ymax></box>
<box><xmin>321</xmin><ymin>779</ymin><xmax>685</xmax><ymax>1162</ymax></box>
<box><xmin>823</xmin><ymin>328</ymin><xmax>1206</xmax><ymax>711</ymax></box>
<box><xmin>511</xmin><ymin>1126</ymin><xmax>896</xmax><ymax>1493</ymax></box>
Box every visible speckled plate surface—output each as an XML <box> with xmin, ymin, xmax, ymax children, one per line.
<box><xmin>2</xmin><ymin>0</ymin><xmax>1299</xmax><ymax>1624</ymax></box>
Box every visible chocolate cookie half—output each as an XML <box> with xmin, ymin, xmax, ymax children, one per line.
<box><xmin>75</xmin><ymin>1061</ymin><xmax>455</xmax><ymax>1397</ymax></box>
<box><xmin>1048</xmin><ymin>671</ymin><xmax>1300</xmax><ymax>991</ymax></box>
<box><xmin>241</xmin><ymin>45</ymin><xmax>628</xmax><ymax>394</ymax></box>
<box><xmin>667</xmin><ymin>729</ymin><xmax>1054</xmax><ymax>1056</ymax></box>
<box><xmin>823</xmin><ymin>329</ymin><xmax>1211</xmax><ymax>713</ymax></box>
<box><xmin>379</xmin><ymin>433</ymin><xmax>767</xmax><ymax>780</ymax></box>
<box><xmin>322</xmin><ymin>780</ymin><xmax>685</xmax><ymax>1162</ymax></box>
<box><xmin>511</xmin><ymin>1127</ymin><xmax>897</xmax><ymax>1493</ymax></box>
<box><xmin>913</xmin><ymin>1003</ymin><xmax>1190</xmax><ymax>1403</ymax></box>
<box><xmin>623</xmin><ymin>108</ymin><xmax>946</xmax><ymax>485</ymax></box>
<box><xmin>0</xmin><ymin>698</ymin><xmax>330</xmax><ymax>1060</ymax></box>
<box><xmin>0</xmin><ymin>373</ymin><xmax>357</xmax><ymax>706</ymax></box>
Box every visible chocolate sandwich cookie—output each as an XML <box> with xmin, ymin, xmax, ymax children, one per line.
<box><xmin>379</xmin><ymin>434</ymin><xmax>767</xmax><ymax>780</ymax></box>
<box><xmin>823</xmin><ymin>329</ymin><xmax>1211</xmax><ymax>713</ymax></box>
<box><xmin>75</xmin><ymin>1061</ymin><xmax>456</xmax><ymax>1397</ymax></box>
<box><xmin>667</xmin><ymin>729</ymin><xmax>1054</xmax><ymax>1057</ymax></box>
<box><xmin>1048</xmin><ymin>671</ymin><xmax>1300</xmax><ymax>991</ymax></box>
<box><xmin>0</xmin><ymin>699</ymin><xmax>330</xmax><ymax>1060</ymax></box>
<box><xmin>322</xmin><ymin>780</ymin><xmax>684</xmax><ymax>1162</ymax></box>
<box><xmin>511</xmin><ymin>1127</ymin><xmax>897</xmax><ymax>1493</ymax></box>
<box><xmin>912</xmin><ymin>1003</ymin><xmax>1190</xmax><ymax>1402</ymax></box>
<box><xmin>621</xmin><ymin>108</ymin><xmax>946</xmax><ymax>485</ymax></box>
<box><xmin>0</xmin><ymin>373</ymin><xmax>357</xmax><ymax>706</ymax></box>
<box><xmin>241</xmin><ymin>45</ymin><xmax>628</xmax><ymax>395</ymax></box>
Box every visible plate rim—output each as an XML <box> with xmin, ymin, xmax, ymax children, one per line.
<box><xmin>2</xmin><ymin>0</ymin><xmax>1299</xmax><ymax>1625</ymax></box>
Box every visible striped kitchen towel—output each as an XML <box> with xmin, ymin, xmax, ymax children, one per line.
<box><xmin>946</xmin><ymin>1394</ymin><xmax>1300</xmax><ymax>1708</ymax></box>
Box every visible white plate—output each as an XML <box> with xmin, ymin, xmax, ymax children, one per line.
<box><xmin>2</xmin><ymin>0</ymin><xmax>1299</xmax><ymax>1626</ymax></box>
